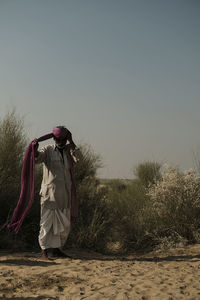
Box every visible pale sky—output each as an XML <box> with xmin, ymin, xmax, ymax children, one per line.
<box><xmin>0</xmin><ymin>0</ymin><xmax>200</xmax><ymax>178</ymax></box>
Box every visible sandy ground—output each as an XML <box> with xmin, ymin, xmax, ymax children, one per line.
<box><xmin>1</xmin><ymin>245</ymin><xmax>200</xmax><ymax>300</ymax></box>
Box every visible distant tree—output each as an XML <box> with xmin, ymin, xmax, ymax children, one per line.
<box><xmin>74</xmin><ymin>144</ymin><xmax>102</xmax><ymax>183</ymax></box>
<box><xmin>134</xmin><ymin>161</ymin><xmax>161</xmax><ymax>188</ymax></box>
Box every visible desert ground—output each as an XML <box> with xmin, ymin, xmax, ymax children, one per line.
<box><xmin>1</xmin><ymin>245</ymin><xmax>200</xmax><ymax>300</ymax></box>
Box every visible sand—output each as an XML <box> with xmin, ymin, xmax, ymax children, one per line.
<box><xmin>1</xmin><ymin>245</ymin><xmax>200</xmax><ymax>300</ymax></box>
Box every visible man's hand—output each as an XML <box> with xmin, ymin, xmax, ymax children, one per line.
<box><xmin>33</xmin><ymin>138</ymin><xmax>39</xmax><ymax>152</ymax></box>
<box><xmin>67</xmin><ymin>130</ymin><xmax>76</xmax><ymax>150</ymax></box>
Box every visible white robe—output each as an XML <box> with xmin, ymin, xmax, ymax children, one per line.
<box><xmin>36</xmin><ymin>144</ymin><xmax>72</xmax><ymax>249</ymax></box>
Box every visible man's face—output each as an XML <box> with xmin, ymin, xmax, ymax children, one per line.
<box><xmin>54</xmin><ymin>137</ymin><xmax>67</xmax><ymax>148</ymax></box>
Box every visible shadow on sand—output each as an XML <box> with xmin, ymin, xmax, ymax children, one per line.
<box><xmin>66</xmin><ymin>249</ymin><xmax>200</xmax><ymax>263</ymax></box>
<box><xmin>0</xmin><ymin>297</ymin><xmax>58</xmax><ymax>300</ymax></box>
<box><xmin>0</xmin><ymin>258</ymin><xmax>57</xmax><ymax>267</ymax></box>
<box><xmin>1</xmin><ymin>250</ymin><xmax>200</xmax><ymax>265</ymax></box>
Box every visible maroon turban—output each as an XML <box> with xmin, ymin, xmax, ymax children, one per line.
<box><xmin>53</xmin><ymin>126</ymin><xmax>69</xmax><ymax>139</ymax></box>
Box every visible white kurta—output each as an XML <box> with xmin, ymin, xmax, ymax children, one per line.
<box><xmin>36</xmin><ymin>144</ymin><xmax>72</xmax><ymax>250</ymax></box>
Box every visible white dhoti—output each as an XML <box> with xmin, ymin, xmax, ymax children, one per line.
<box><xmin>39</xmin><ymin>206</ymin><xmax>71</xmax><ymax>250</ymax></box>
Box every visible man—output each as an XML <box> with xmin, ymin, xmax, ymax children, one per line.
<box><xmin>34</xmin><ymin>126</ymin><xmax>81</xmax><ymax>259</ymax></box>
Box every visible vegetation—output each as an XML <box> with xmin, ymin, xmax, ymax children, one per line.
<box><xmin>1</xmin><ymin>110</ymin><xmax>200</xmax><ymax>253</ymax></box>
<box><xmin>134</xmin><ymin>161</ymin><xmax>161</xmax><ymax>188</ymax></box>
<box><xmin>0</xmin><ymin>110</ymin><xmax>27</xmax><ymax>248</ymax></box>
<box><xmin>68</xmin><ymin>144</ymin><xmax>109</xmax><ymax>250</ymax></box>
<box><xmin>147</xmin><ymin>165</ymin><xmax>200</xmax><ymax>249</ymax></box>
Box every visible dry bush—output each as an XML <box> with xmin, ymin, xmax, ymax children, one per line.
<box><xmin>147</xmin><ymin>164</ymin><xmax>200</xmax><ymax>247</ymax></box>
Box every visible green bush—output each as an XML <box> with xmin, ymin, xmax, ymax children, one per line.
<box><xmin>104</xmin><ymin>179</ymin><xmax>155</xmax><ymax>252</ymax></box>
<box><xmin>0</xmin><ymin>109</ymin><xmax>30</xmax><ymax>249</ymax></box>
<box><xmin>134</xmin><ymin>161</ymin><xmax>161</xmax><ymax>188</ymax></box>
<box><xmin>68</xmin><ymin>145</ymin><xmax>110</xmax><ymax>250</ymax></box>
<box><xmin>0</xmin><ymin>111</ymin><xmax>26</xmax><ymax>219</ymax></box>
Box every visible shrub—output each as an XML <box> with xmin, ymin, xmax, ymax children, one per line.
<box><xmin>68</xmin><ymin>144</ymin><xmax>110</xmax><ymax>250</ymax></box>
<box><xmin>147</xmin><ymin>164</ymin><xmax>200</xmax><ymax>246</ymax></box>
<box><xmin>134</xmin><ymin>161</ymin><xmax>161</xmax><ymax>188</ymax></box>
<box><xmin>104</xmin><ymin>179</ymin><xmax>154</xmax><ymax>252</ymax></box>
<box><xmin>0</xmin><ymin>110</ymin><xmax>27</xmax><ymax>228</ymax></box>
<box><xmin>0</xmin><ymin>109</ymin><xmax>29</xmax><ymax>249</ymax></box>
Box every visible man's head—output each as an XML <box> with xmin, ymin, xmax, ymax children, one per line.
<box><xmin>53</xmin><ymin>126</ymin><xmax>69</xmax><ymax>149</ymax></box>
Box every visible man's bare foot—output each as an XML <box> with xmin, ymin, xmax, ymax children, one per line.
<box><xmin>40</xmin><ymin>249</ymin><xmax>50</xmax><ymax>260</ymax></box>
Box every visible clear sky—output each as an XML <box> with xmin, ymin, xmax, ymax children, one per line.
<box><xmin>0</xmin><ymin>0</ymin><xmax>200</xmax><ymax>178</ymax></box>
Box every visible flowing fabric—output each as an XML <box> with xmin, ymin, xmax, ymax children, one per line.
<box><xmin>8</xmin><ymin>133</ymin><xmax>54</xmax><ymax>233</ymax></box>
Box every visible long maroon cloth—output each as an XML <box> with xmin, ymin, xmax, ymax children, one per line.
<box><xmin>8</xmin><ymin>133</ymin><xmax>54</xmax><ymax>233</ymax></box>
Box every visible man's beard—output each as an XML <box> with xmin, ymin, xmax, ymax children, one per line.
<box><xmin>56</xmin><ymin>144</ymin><xmax>66</xmax><ymax>149</ymax></box>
